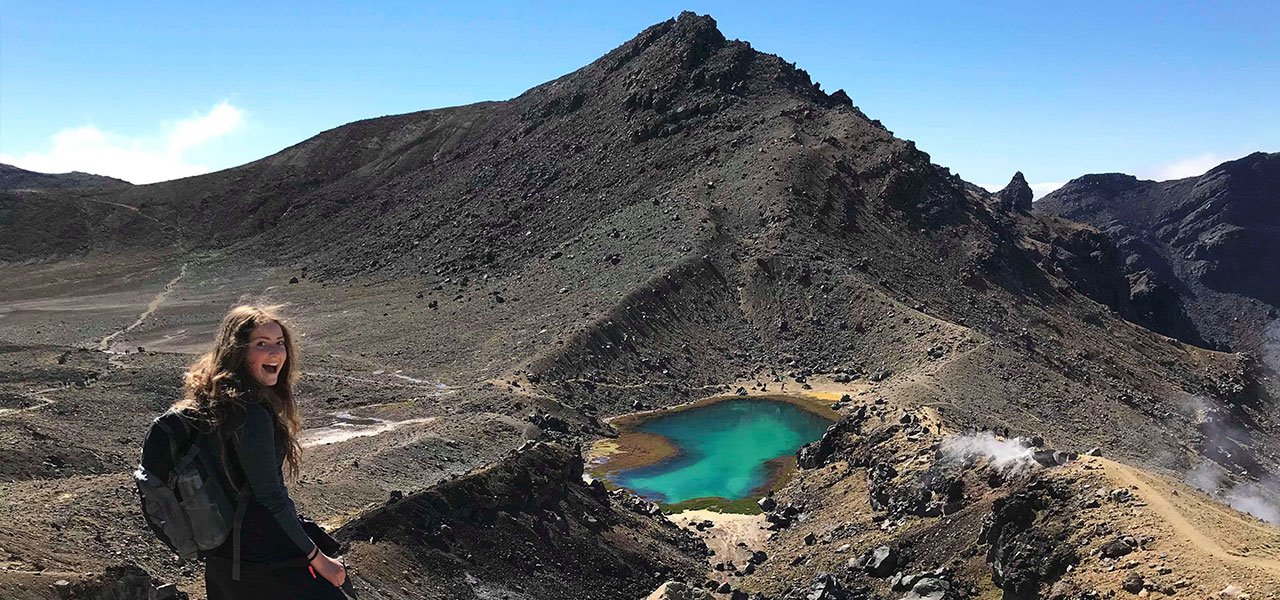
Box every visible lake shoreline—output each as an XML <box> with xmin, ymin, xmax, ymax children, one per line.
<box><xmin>605</xmin><ymin>390</ymin><xmax>842</xmax><ymax>430</ymax></box>
<box><xmin>587</xmin><ymin>389</ymin><xmax>842</xmax><ymax>513</ymax></box>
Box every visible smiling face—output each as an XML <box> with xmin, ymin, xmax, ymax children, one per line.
<box><xmin>244</xmin><ymin>321</ymin><xmax>287</xmax><ymax>388</ymax></box>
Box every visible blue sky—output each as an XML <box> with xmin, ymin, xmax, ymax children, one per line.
<box><xmin>2</xmin><ymin>1</ymin><xmax>1276</xmax><ymax>194</ymax></box>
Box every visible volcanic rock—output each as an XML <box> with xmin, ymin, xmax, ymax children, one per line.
<box><xmin>1100</xmin><ymin>538</ymin><xmax>1135</xmax><ymax>558</ymax></box>
<box><xmin>996</xmin><ymin>171</ymin><xmax>1033</xmax><ymax>213</ymax></box>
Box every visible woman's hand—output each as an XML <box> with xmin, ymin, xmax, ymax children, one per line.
<box><xmin>310</xmin><ymin>551</ymin><xmax>347</xmax><ymax>588</ymax></box>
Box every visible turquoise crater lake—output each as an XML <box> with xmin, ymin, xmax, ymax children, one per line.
<box><xmin>605</xmin><ymin>398</ymin><xmax>834</xmax><ymax>506</ymax></box>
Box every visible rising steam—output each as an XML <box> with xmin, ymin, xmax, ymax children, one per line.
<box><xmin>1264</xmin><ymin>317</ymin><xmax>1280</xmax><ymax>374</ymax></box>
<box><xmin>939</xmin><ymin>432</ymin><xmax>1038</xmax><ymax>475</ymax></box>
<box><xmin>1180</xmin><ymin>391</ymin><xmax>1280</xmax><ymax>525</ymax></box>
<box><xmin>1186</xmin><ymin>462</ymin><xmax>1280</xmax><ymax>524</ymax></box>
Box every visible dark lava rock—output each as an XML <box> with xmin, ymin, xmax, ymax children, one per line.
<box><xmin>758</xmin><ymin>494</ymin><xmax>777</xmax><ymax>512</ymax></box>
<box><xmin>527</xmin><ymin>412</ymin><xmax>571</xmax><ymax>434</ymax></box>
<box><xmin>1121</xmin><ymin>571</ymin><xmax>1144</xmax><ymax>594</ymax></box>
<box><xmin>613</xmin><ymin>491</ymin><xmax>663</xmax><ymax>516</ymax></box>
<box><xmin>996</xmin><ymin>171</ymin><xmax>1033</xmax><ymax>213</ymax></box>
<box><xmin>904</xmin><ymin>576</ymin><xmax>952</xmax><ymax>600</ymax></box>
<box><xmin>1099</xmin><ymin>538</ymin><xmax>1134</xmax><ymax>559</ymax></box>
<box><xmin>765</xmin><ymin>512</ymin><xmax>792</xmax><ymax>530</ymax></box>
<box><xmin>783</xmin><ymin>572</ymin><xmax>857</xmax><ymax>600</ymax></box>
<box><xmin>1036</xmin><ymin>152</ymin><xmax>1280</xmax><ymax>352</ymax></box>
<box><xmin>866</xmin><ymin>459</ymin><xmax>949</xmax><ymax>518</ymax></box>
<box><xmin>859</xmin><ymin>545</ymin><xmax>898</xmax><ymax>577</ymax></box>
<box><xmin>979</xmin><ymin>486</ymin><xmax>1078</xmax><ymax>599</ymax></box>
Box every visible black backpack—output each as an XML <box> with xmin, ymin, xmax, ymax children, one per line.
<box><xmin>135</xmin><ymin>410</ymin><xmax>253</xmax><ymax>578</ymax></box>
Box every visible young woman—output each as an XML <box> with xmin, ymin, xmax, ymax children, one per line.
<box><xmin>172</xmin><ymin>305</ymin><xmax>346</xmax><ymax>599</ymax></box>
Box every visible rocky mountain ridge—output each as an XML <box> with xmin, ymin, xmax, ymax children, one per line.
<box><xmin>1035</xmin><ymin>151</ymin><xmax>1279</xmax><ymax>356</ymax></box>
<box><xmin>0</xmin><ymin>163</ymin><xmax>132</xmax><ymax>192</ymax></box>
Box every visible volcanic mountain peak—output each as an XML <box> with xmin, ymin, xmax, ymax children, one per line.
<box><xmin>1056</xmin><ymin>172</ymin><xmax>1145</xmax><ymax>202</ymax></box>
<box><xmin>0</xmin><ymin>11</ymin><xmax>906</xmax><ymax>269</ymax></box>
<box><xmin>995</xmin><ymin>170</ymin><xmax>1032</xmax><ymax>212</ymax></box>
<box><xmin>522</xmin><ymin>11</ymin><xmax>851</xmax><ymax>125</ymax></box>
<box><xmin>634</xmin><ymin>10</ymin><xmax>729</xmax><ymax>65</ymax></box>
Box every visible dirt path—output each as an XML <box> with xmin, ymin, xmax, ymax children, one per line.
<box><xmin>97</xmin><ymin>262</ymin><xmax>188</xmax><ymax>356</ymax></box>
<box><xmin>301</xmin><ymin>412</ymin><xmax>438</xmax><ymax>447</ymax></box>
<box><xmin>84</xmin><ymin>198</ymin><xmax>170</xmax><ymax>228</ymax></box>
<box><xmin>1100</xmin><ymin>459</ymin><xmax>1280</xmax><ymax>571</ymax></box>
<box><xmin>0</xmin><ymin>387</ymin><xmax>60</xmax><ymax>417</ymax></box>
<box><xmin>306</xmin><ymin>369</ymin><xmax>452</xmax><ymax>393</ymax></box>
<box><xmin>670</xmin><ymin>510</ymin><xmax>768</xmax><ymax>585</ymax></box>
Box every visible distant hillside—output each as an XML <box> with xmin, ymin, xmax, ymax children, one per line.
<box><xmin>0</xmin><ymin>163</ymin><xmax>132</xmax><ymax>191</ymax></box>
<box><xmin>1036</xmin><ymin>152</ymin><xmax>1279</xmax><ymax>355</ymax></box>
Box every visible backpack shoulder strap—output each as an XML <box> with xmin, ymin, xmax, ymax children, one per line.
<box><xmin>231</xmin><ymin>485</ymin><xmax>251</xmax><ymax>581</ymax></box>
<box><xmin>201</xmin><ymin>417</ymin><xmax>253</xmax><ymax>582</ymax></box>
<box><xmin>154</xmin><ymin>410</ymin><xmax>197</xmax><ymax>460</ymax></box>
<box><xmin>153</xmin><ymin>417</ymin><xmax>181</xmax><ymax>464</ymax></box>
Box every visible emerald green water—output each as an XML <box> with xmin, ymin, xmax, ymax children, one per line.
<box><xmin>609</xmin><ymin>399</ymin><xmax>833</xmax><ymax>505</ymax></box>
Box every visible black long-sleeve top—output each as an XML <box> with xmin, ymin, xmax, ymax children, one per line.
<box><xmin>211</xmin><ymin>401</ymin><xmax>317</xmax><ymax>563</ymax></box>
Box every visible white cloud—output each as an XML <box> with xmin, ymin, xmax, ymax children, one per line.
<box><xmin>0</xmin><ymin>101</ymin><xmax>246</xmax><ymax>184</ymax></box>
<box><xmin>1147</xmin><ymin>153</ymin><xmax>1223</xmax><ymax>181</ymax></box>
<box><xmin>166</xmin><ymin>102</ymin><xmax>245</xmax><ymax>154</ymax></box>
<box><xmin>1029</xmin><ymin>181</ymin><xmax>1065</xmax><ymax>200</ymax></box>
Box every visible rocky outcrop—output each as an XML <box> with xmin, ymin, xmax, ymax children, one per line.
<box><xmin>997</xmin><ymin>172</ymin><xmax>1033</xmax><ymax>213</ymax></box>
<box><xmin>779</xmin><ymin>573</ymin><xmax>867</xmax><ymax>600</ymax></box>
<box><xmin>796</xmin><ymin>405</ymin><xmax>869</xmax><ymax>469</ymax></box>
<box><xmin>336</xmin><ymin>442</ymin><xmax>706</xmax><ymax>600</ymax></box>
<box><xmin>979</xmin><ymin>482</ymin><xmax>1079</xmax><ymax>600</ymax></box>
<box><xmin>1029</xmin><ymin>222</ymin><xmax>1135</xmax><ymax>320</ymax></box>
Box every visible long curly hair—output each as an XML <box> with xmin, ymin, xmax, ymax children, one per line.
<box><xmin>172</xmin><ymin>305</ymin><xmax>304</xmax><ymax>479</ymax></box>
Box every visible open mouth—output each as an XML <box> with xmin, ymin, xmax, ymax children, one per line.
<box><xmin>263</xmin><ymin>364</ymin><xmax>280</xmax><ymax>375</ymax></box>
